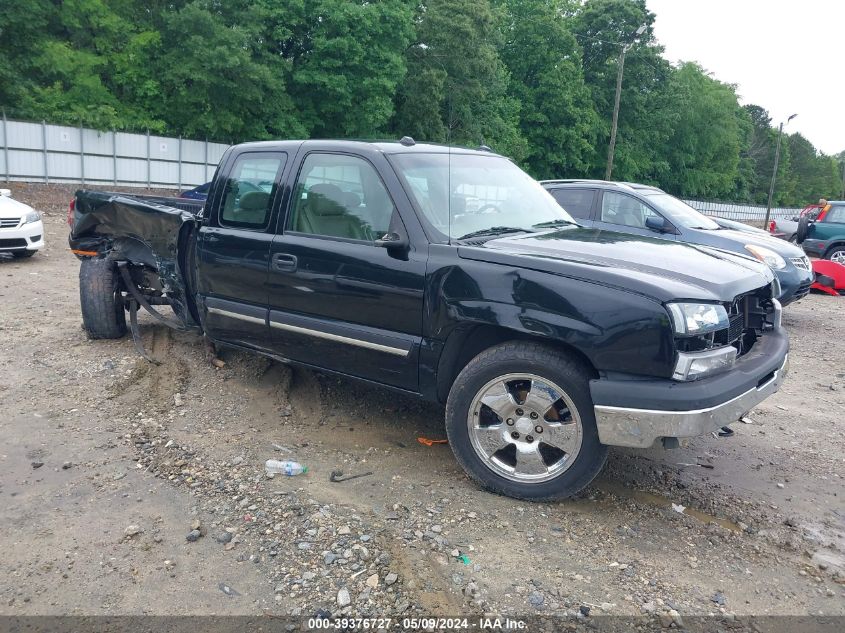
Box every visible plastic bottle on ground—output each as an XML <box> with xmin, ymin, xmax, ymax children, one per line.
<box><xmin>265</xmin><ymin>459</ymin><xmax>308</xmax><ymax>477</ymax></box>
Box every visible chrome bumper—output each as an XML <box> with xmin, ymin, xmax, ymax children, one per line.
<box><xmin>594</xmin><ymin>354</ymin><xmax>788</xmax><ymax>448</ymax></box>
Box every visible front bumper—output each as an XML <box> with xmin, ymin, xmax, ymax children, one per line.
<box><xmin>0</xmin><ymin>219</ymin><xmax>45</xmax><ymax>252</ymax></box>
<box><xmin>590</xmin><ymin>328</ymin><xmax>789</xmax><ymax>448</ymax></box>
<box><xmin>801</xmin><ymin>238</ymin><xmax>826</xmax><ymax>258</ymax></box>
<box><xmin>775</xmin><ymin>264</ymin><xmax>813</xmax><ymax>305</ymax></box>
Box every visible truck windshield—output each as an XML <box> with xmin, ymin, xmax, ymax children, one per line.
<box><xmin>643</xmin><ymin>192</ymin><xmax>720</xmax><ymax>230</ymax></box>
<box><xmin>389</xmin><ymin>153</ymin><xmax>575</xmax><ymax>242</ymax></box>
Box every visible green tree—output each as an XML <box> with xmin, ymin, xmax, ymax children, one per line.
<box><xmin>393</xmin><ymin>0</ymin><xmax>525</xmax><ymax>158</ymax></box>
<box><xmin>573</xmin><ymin>0</ymin><xmax>673</xmax><ymax>182</ymax></box>
<box><xmin>782</xmin><ymin>134</ymin><xmax>843</xmax><ymax>205</ymax></box>
<box><xmin>497</xmin><ymin>0</ymin><xmax>599</xmax><ymax>178</ymax></box>
<box><xmin>290</xmin><ymin>0</ymin><xmax>413</xmax><ymax>137</ymax></box>
<box><xmin>148</xmin><ymin>1</ymin><xmax>303</xmax><ymax>141</ymax></box>
<box><xmin>660</xmin><ymin>63</ymin><xmax>745</xmax><ymax>198</ymax></box>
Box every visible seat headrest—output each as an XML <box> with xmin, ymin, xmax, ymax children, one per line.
<box><xmin>342</xmin><ymin>191</ymin><xmax>361</xmax><ymax>210</ymax></box>
<box><xmin>239</xmin><ymin>190</ymin><xmax>270</xmax><ymax>211</ymax></box>
<box><xmin>309</xmin><ymin>184</ymin><xmax>347</xmax><ymax>216</ymax></box>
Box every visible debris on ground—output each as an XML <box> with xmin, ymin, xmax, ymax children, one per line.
<box><xmin>417</xmin><ymin>437</ymin><xmax>448</xmax><ymax>446</ymax></box>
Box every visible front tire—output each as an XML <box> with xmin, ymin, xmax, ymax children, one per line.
<box><xmin>825</xmin><ymin>246</ymin><xmax>845</xmax><ymax>265</ymax></box>
<box><xmin>445</xmin><ymin>342</ymin><xmax>607</xmax><ymax>501</ymax></box>
<box><xmin>79</xmin><ymin>258</ymin><xmax>127</xmax><ymax>339</ymax></box>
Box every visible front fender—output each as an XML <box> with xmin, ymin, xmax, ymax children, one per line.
<box><xmin>425</xmin><ymin>259</ymin><xmax>675</xmax><ymax>383</ymax></box>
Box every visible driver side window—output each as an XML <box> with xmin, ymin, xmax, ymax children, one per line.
<box><xmin>601</xmin><ymin>191</ymin><xmax>660</xmax><ymax>229</ymax></box>
<box><xmin>219</xmin><ymin>154</ymin><xmax>285</xmax><ymax>229</ymax></box>
<box><xmin>288</xmin><ymin>153</ymin><xmax>397</xmax><ymax>241</ymax></box>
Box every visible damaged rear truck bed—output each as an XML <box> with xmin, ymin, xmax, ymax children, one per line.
<box><xmin>69</xmin><ymin>139</ymin><xmax>789</xmax><ymax>501</ymax></box>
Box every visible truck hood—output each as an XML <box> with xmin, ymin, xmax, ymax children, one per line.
<box><xmin>458</xmin><ymin>227</ymin><xmax>774</xmax><ymax>303</ymax></box>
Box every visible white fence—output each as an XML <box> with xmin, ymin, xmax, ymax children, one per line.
<box><xmin>0</xmin><ymin>116</ymin><xmax>230</xmax><ymax>190</ymax></box>
<box><xmin>684</xmin><ymin>199</ymin><xmax>801</xmax><ymax>222</ymax></box>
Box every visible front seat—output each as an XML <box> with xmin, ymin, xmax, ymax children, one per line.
<box><xmin>617</xmin><ymin>197</ymin><xmax>644</xmax><ymax>228</ymax></box>
<box><xmin>298</xmin><ymin>183</ymin><xmax>370</xmax><ymax>240</ymax></box>
<box><xmin>237</xmin><ymin>190</ymin><xmax>271</xmax><ymax>225</ymax></box>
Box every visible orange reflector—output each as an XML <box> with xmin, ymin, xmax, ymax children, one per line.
<box><xmin>71</xmin><ymin>249</ymin><xmax>98</xmax><ymax>256</ymax></box>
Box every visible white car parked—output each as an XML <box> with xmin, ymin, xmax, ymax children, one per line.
<box><xmin>0</xmin><ymin>189</ymin><xmax>44</xmax><ymax>258</ymax></box>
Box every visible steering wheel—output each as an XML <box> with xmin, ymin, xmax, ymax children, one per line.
<box><xmin>476</xmin><ymin>203</ymin><xmax>502</xmax><ymax>215</ymax></box>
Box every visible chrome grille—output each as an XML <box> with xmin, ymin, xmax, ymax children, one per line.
<box><xmin>0</xmin><ymin>217</ymin><xmax>20</xmax><ymax>229</ymax></box>
<box><xmin>790</xmin><ymin>256</ymin><xmax>811</xmax><ymax>271</ymax></box>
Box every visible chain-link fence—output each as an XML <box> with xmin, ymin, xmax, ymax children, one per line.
<box><xmin>684</xmin><ymin>199</ymin><xmax>800</xmax><ymax>223</ymax></box>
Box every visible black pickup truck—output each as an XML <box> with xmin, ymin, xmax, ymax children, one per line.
<box><xmin>69</xmin><ymin>139</ymin><xmax>789</xmax><ymax>500</ymax></box>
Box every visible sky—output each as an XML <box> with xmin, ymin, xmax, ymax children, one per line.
<box><xmin>646</xmin><ymin>0</ymin><xmax>844</xmax><ymax>156</ymax></box>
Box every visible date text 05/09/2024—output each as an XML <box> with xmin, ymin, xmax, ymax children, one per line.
<box><xmin>306</xmin><ymin>617</ymin><xmax>527</xmax><ymax>630</ymax></box>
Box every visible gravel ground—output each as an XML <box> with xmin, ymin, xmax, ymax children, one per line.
<box><xmin>1</xmin><ymin>184</ymin><xmax>843</xmax><ymax>621</ymax></box>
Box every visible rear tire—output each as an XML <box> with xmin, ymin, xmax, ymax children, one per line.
<box><xmin>79</xmin><ymin>258</ymin><xmax>127</xmax><ymax>339</ymax></box>
<box><xmin>445</xmin><ymin>342</ymin><xmax>607</xmax><ymax>501</ymax></box>
<box><xmin>826</xmin><ymin>246</ymin><xmax>845</xmax><ymax>265</ymax></box>
<box><xmin>12</xmin><ymin>250</ymin><xmax>35</xmax><ymax>258</ymax></box>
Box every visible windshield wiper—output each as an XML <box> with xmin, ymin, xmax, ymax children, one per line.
<box><xmin>532</xmin><ymin>219</ymin><xmax>577</xmax><ymax>228</ymax></box>
<box><xmin>457</xmin><ymin>226</ymin><xmax>532</xmax><ymax>240</ymax></box>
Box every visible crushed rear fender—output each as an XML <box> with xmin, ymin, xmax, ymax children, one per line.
<box><xmin>69</xmin><ymin>190</ymin><xmax>198</xmax><ymax>324</ymax></box>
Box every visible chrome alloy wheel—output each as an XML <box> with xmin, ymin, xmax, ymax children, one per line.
<box><xmin>466</xmin><ymin>373</ymin><xmax>583</xmax><ymax>483</ymax></box>
<box><xmin>830</xmin><ymin>250</ymin><xmax>845</xmax><ymax>265</ymax></box>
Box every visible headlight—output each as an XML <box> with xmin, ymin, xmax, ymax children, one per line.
<box><xmin>666</xmin><ymin>302</ymin><xmax>729</xmax><ymax>336</ymax></box>
<box><xmin>23</xmin><ymin>210</ymin><xmax>41</xmax><ymax>224</ymax></box>
<box><xmin>745</xmin><ymin>244</ymin><xmax>786</xmax><ymax>270</ymax></box>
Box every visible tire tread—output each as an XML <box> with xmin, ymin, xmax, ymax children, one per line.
<box><xmin>79</xmin><ymin>258</ymin><xmax>127</xmax><ymax>339</ymax></box>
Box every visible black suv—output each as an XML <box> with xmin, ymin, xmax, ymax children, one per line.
<box><xmin>71</xmin><ymin>141</ymin><xmax>787</xmax><ymax>500</ymax></box>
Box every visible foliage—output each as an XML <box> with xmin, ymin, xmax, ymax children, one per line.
<box><xmin>0</xmin><ymin>0</ymin><xmax>839</xmax><ymax>204</ymax></box>
<box><xmin>497</xmin><ymin>0</ymin><xmax>598</xmax><ymax>178</ymax></box>
<box><xmin>393</xmin><ymin>0</ymin><xmax>525</xmax><ymax>159</ymax></box>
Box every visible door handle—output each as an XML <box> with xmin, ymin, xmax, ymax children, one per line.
<box><xmin>272</xmin><ymin>253</ymin><xmax>298</xmax><ymax>272</ymax></box>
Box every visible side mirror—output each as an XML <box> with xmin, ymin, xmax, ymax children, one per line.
<box><xmin>375</xmin><ymin>232</ymin><xmax>408</xmax><ymax>250</ymax></box>
<box><xmin>791</xmin><ymin>216</ymin><xmax>799</xmax><ymax>222</ymax></box>
<box><xmin>645</xmin><ymin>216</ymin><xmax>667</xmax><ymax>232</ymax></box>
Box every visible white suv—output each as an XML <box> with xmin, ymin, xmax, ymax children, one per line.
<box><xmin>0</xmin><ymin>189</ymin><xmax>45</xmax><ymax>258</ymax></box>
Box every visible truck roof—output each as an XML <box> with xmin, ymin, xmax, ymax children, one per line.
<box><xmin>232</xmin><ymin>139</ymin><xmax>499</xmax><ymax>157</ymax></box>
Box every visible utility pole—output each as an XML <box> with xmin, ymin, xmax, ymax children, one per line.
<box><xmin>764</xmin><ymin>113</ymin><xmax>797</xmax><ymax>229</ymax></box>
<box><xmin>605</xmin><ymin>25</ymin><xmax>646</xmax><ymax>181</ymax></box>
<box><xmin>841</xmin><ymin>158</ymin><xmax>845</xmax><ymax>199</ymax></box>
<box><xmin>605</xmin><ymin>48</ymin><xmax>626</xmax><ymax>181</ymax></box>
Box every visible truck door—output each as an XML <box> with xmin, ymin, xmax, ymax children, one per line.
<box><xmin>267</xmin><ymin>150</ymin><xmax>426</xmax><ymax>391</ymax></box>
<box><xmin>196</xmin><ymin>151</ymin><xmax>289</xmax><ymax>352</ymax></box>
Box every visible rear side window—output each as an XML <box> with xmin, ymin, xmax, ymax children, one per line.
<box><xmin>219</xmin><ymin>153</ymin><xmax>286</xmax><ymax>229</ymax></box>
<box><xmin>822</xmin><ymin>205</ymin><xmax>845</xmax><ymax>224</ymax></box>
<box><xmin>549</xmin><ymin>188</ymin><xmax>594</xmax><ymax>219</ymax></box>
